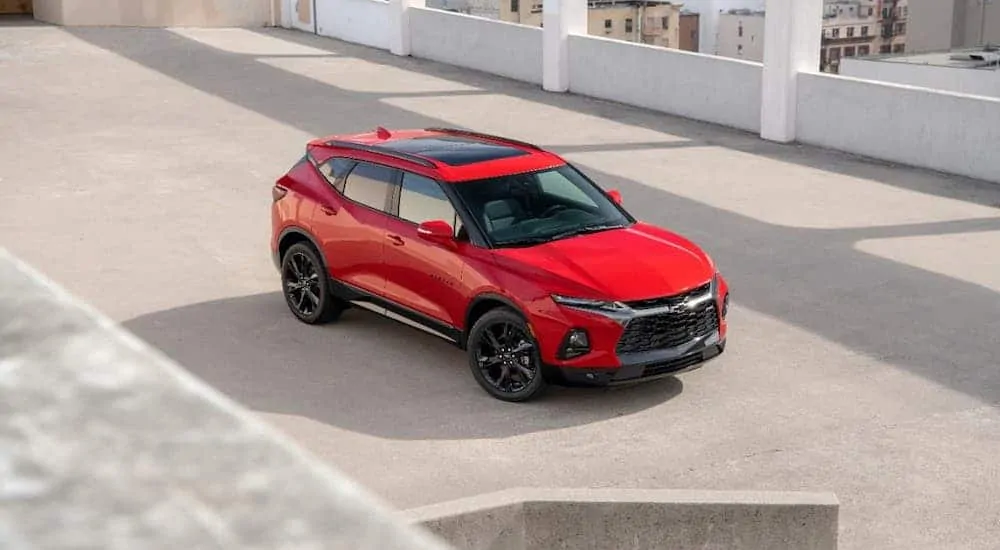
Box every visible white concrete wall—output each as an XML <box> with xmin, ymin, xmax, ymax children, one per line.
<box><xmin>34</xmin><ymin>0</ymin><xmax>272</xmax><ymax>26</ymax></box>
<box><xmin>797</xmin><ymin>72</ymin><xmax>1000</xmax><ymax>184</ymax></box>
<box><xmin>410</xmin><ymin>8</ymin><xmax>544</xmax><ymax>84</ymax></box>
<box><xmin>316</xmin><ymin>0</ymin><xmax>391</xmax><ymax>50</ymax></box>
<box><xmin>567</xmin><ymin>34</ymin><xmax>763</xmax><ymax>132</ymax></box>
<box><xmin>840</xmin><ymin>57</ymin><xmax>1000</xmax><ymax>98</ymax></box>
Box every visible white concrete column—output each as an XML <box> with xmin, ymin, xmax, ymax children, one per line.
<box><xmin>759</xmin><ymin>0</ymin><xmax>823</xmax><ymax>142</ymax></box>
<box><xmin>389</xmin><ymin>0</ymin><xmax>426</xmax><ymax>56</ymax></box>
<box><xmin>542</xmin><ymin>0</ymin><xmax>587</xmax><ymax>92</ymax></box>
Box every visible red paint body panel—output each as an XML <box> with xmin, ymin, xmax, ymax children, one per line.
<box><xmin>271</xmin><ymin>128</ymin><xmax>730</xmax><ymax>374</ymax></box>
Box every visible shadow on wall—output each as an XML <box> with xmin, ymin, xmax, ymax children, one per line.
<box><xmin>72</xmin><ymin>26</ymin><xmax>1000</xmax><ymax>413</ymax></box>
<box><xmin>123</xmin><ymin>293</ymin><xmax>684</xmax><ymax>441</ymax></box>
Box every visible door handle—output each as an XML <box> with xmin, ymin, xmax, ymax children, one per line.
<box><xmin>319</xmin><ymin>204</ymin><xmax>337</xmax><ymax>216</ymax></box>
<box><xmin>387</xmin><ymin>234</ymin><xmax>404</xmax><ymax>246</ymax></box>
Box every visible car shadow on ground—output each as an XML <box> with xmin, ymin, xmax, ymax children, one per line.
<box><xmin>123</xmin><ymin>292</ymin><xmax>685</xmax><ymax>440</ymax></box>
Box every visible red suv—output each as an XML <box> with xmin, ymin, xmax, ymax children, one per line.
<box><xmin>271</xmin><ymin>127</ymin><xmax>729</xmax><ymax>401</ymax></box>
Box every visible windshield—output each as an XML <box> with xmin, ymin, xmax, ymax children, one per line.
<box><xmin>450</xmin><ymin>164</ymin><xmax>633</xmax><ymax>247</ymax></box>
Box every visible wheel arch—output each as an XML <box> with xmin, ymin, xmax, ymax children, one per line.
<box><xmin>277</xmin><ymin>227</ymin><xmax>329</xmax><ymax>272</ymax></box>
<box><xmin>464</xmin><ymin>293</ymin><xmax>530</xmax><ymax>345</ymax></box>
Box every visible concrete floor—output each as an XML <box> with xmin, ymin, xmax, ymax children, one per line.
<box><xmin>3</xmin><ymin>18</ymin><xmax>1000</xmax><ymax>550</ymax></box>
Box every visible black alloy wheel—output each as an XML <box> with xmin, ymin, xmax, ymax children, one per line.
<box><xmin>467</xmin><ymin>307</ymin><xmax>547</xmax><ymax>402</ymax></box>
<box><xmin>280</xmin><ymin>242</ymin><xmax>345</xmax><ymax>324</ymax></box>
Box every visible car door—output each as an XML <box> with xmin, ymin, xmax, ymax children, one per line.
<box><xmin>381</xmin><ymin>171</ymin><xmax>468</xmax><ymax>328</ymax></box>
<box><xmin>311</xmin><ymin>158</ymin><xmax>399</xmax><ymax>296</ymax></box>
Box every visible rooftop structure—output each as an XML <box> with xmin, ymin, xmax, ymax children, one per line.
<box><xmin>870</xmin><ymin>45</ymin><xmax>1000</xmax><ymax>68</ymax></box>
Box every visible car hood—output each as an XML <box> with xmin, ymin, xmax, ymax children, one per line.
<box><xmin>493</xmin><ymin>222</ymin><xmax>715</xmax><ymax>302</ymax></box>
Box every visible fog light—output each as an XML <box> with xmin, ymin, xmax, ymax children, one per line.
<box><xmin>722</xmin><ymin>293</ymin><xmax>730</xmax><ymax>317</ymax></box>
<box><xmin>559</xmin><ymin>329</ymin><xmax>591</xmax><ymax>359</ymax></box>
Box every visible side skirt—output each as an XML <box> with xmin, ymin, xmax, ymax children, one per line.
<box><xmin>327</xmin><ymin>278</ymin><xmax>465</xmax><ymax>348</ymax></box>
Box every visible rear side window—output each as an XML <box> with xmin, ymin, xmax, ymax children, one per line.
<box><xmin>317</xmin><ymin>157</ymin><xmax>355</xmax><ymax>193</ymax></box>
<box><xmin>343</xmin><ymin>162</ymin><xmax>397</xmax><ymax>212</ymax></box>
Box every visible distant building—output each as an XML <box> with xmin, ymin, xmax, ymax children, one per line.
<box><xmin>714</xmin><ymin>0</ymin><xmax>909</xmax><ymax>72</ymax></box>
<box><xmin>821</xmin><ymin>0</ymin><xmax>883</xmax><ymax>72</ymax></box>
<box><xmin>679</xmin><ymin>11</ymin><xmax>701</xmax><ymax>52</ymax></box>
<box><xmin>715</xmin><ymin>9</ymin><xmax>765</xmax><ymax>61</ymax></box>
<box><xmin>500</xmin><ymin>0</ymin><xmax>685</xmax><ymax>50</ymax></box>
<box><xmin>906</xmin><ymin>0</ymin><xmax>1000</xmax><ymax>53</ymax></box>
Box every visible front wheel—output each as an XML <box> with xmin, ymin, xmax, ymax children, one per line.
<box><xmin>467</xmin><ymin>308</ymin><xmax>547</xmax><ymax>402</ymax></box>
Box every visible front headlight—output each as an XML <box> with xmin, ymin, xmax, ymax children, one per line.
<box><xmin>551</xmin><ymin>294</ymin><xmax>628</xmax><ymax>312</ymax></box>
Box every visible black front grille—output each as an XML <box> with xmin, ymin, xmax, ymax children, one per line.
<box><xmin>624</xmin><ymin>282</ymin><xmax>711</xmax><ymax>311</ymax></box>
<box><xmin>615</xmin><ymin>302</ymin><xmax>719</xmax><ymax>355</ymax></box>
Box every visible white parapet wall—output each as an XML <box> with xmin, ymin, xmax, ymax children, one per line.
<box><xmin>33</xmin><ymin>0</ymin><xmax>273</xmax><ymax>26</ymax></box>
<box><xmin>316</xmin><ymin>0</ymin><xmax>391</xmax><ymax>51</ymax></box>
<box><xmin>567</xmin><ymin>34</ymin><xmax>764</xmax><ymax>133</ymax></box>
<box><xmin>797</xmin><ymin>73</ymin><xmax>1000</xmax><ymax>184</ymax></box>
<box><xmin>840</xmin><ymin>57</ymin><xmax>1000</xmax><ymax>100</ymax></box>
<box><xmin>409</xmin><ymin>8</ymin><xmax>544</xmax><ymax>85</ymax></box>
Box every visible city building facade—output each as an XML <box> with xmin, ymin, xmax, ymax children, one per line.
<box><xmin>500</xmin><ymin>0</ymin><xmax>684</xmax><ymax>50</ymax></box>
<box><xmin>906</xmin><ymin>0</ymin><xmax>999</xmax><ymax>53</ymax></box>
<box><xmin>714</xmin><ymin>0</ymin><xmax>909</xmax><ymax>72</ymax></box>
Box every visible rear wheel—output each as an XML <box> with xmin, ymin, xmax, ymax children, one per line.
<box><xmin>467</xmin><ymin>308</ymin><xmax>547</xmax><ymax>402</ymax></box>
<box><xmin>281</xmin><ymin>242</ymin><xmax>346</xmax><ymax>324</ymax></box>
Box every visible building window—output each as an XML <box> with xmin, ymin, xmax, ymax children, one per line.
<box><xmin>510</xmin><ymin>0</ymin><xmax>518</xmax><ymax>12</ymax></box>
<box><xmin>861</xmin><ymin>25</ymin><xmax>868</xmax><ymax>36</ymax></box>
<box><xmin>895</xmin><ymin>22</ymin><xmax>906</xmax><ymax>35</ymax></box>
<box><xmin>737</xmin><ymin>44</ymin><xmax>743</xmax><ymax>56</ymax></box>
<box><xmin>844</xmin><ymin>46</ymin><xmax>856</xmax><ymax>57</ymax></box>
<box><xmin>847</xmin><ymin>26</ymin><xmax>855</xmax><ymax>37</ymax></box>
<box><xmin>880</xmin><ymin>44</ymin><xmax>891</xmax><ymax>53</ymax></box>
<box><xmin>867</xmin><ymin>6</ymin><xmax>873</xmax><ymax>15</ymax></box>
<box><xmin>832</xmin><ymin>28</ymin><xmax>840</xmax><ymax>38</ymax></box>
<box><xmin>738</xmin><ymin>23</ymin><xmax>743</xmax><ymax>37</ymax></box>
<box><xmin>662</xmin><ymin>16</ymin><xmax>669</xmax><ymax>28</ymax></box>
<box><xmin>858</xmin><ymin>45</ymin><xmax>870</xmax><ymax>56</ymax></box>
<box><xmin>893</xmin><ymin>43</ymin><xmax>905</xmax><ymax>53</ymax></box>
<box><xmin>604</xmin><ymin>18</ymin><xmax>612</xmax><ymax>31</ymax></box>
<box><xmin>625</xmin><ymin>18</ymin><xmax>633</xmax><ymax>33</ymax></box>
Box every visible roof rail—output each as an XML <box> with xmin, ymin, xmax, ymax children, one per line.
<box><xmin>424</xmin><ymin>127</ymin><xmax>542</xmax><ymax>150</ymax></box>
<box><xmin>323</xmin><ymin>140</ymin><xmax>437</xmax><ymax>168</ymax></box>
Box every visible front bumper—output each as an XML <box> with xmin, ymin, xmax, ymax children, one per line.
<box><xmin>548</xmin><ymin>331</ymin><xmax>726</xmax><ymax>386</ymax></box>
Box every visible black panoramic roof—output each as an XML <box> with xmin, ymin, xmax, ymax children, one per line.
<box><xmin>377</xmin><ymin>136</ymin><xmax>529</xmax><ymax>166</ymax></box>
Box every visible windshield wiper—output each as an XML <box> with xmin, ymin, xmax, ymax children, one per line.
<box><xmin>496</xmin><ymin>236</ymin><xmax>553</xmax><ymax>248</ymax></box>
<box><xmin>547</xmin><ymin>223</ymin><xmax>628</xmax><ymax>241</ymax></box>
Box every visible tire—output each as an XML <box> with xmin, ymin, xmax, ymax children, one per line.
<box><xmin>280</xmin><ymin>242</ymin><xmax>346</xmax><ymax>324</ymax></box>
<box><xmin>467</xmin><ymin>307</ymin><xmax>547</xmax><ymax>402</ymax></box>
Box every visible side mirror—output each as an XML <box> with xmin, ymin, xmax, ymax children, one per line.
<box><xmin>607</xmin><ymin>188</ymin><xmax>623</xmax><ymax>205</ymax></box>
<box><xmin>417</xmin><ymin>220</ymin><xmax>455</xmax><ymax>243</ymax></box>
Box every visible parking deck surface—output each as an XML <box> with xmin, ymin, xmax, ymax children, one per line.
<box><xmin>2</xmin><ymin>19</ymin><xmax>1000</xmax><ymax>549</ymax></box>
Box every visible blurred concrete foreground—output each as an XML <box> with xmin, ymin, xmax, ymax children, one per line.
<box><xmin>0</xmin><ymin>247</ymin><xmax>839</xmax><ymax>546</ymax></box>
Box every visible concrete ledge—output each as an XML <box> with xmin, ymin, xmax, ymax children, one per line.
<box><xmin>0</xmin><ymin>247</ymin><xmax>455</xmax><ymax>550</ymax></box>
<box><xmin>406</xmin><ymin>488</ymin><xmax>840</xmax><ymax>550</ymax></box>
<box><xmin>32</xmin><ymin>0</ymin><xmax>273</xmax><ymax>26</ymax></box>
